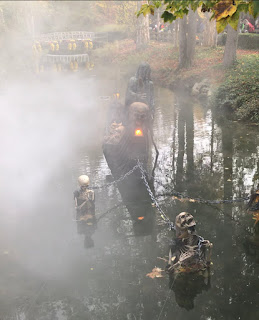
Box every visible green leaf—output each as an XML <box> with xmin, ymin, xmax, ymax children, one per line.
<box><xmin>153</xmin><ymin>1</ymin><xmax>162</xmax><ymax>9</ymax></box>
<box><xmin>216</xmin><ymin>16</ymin><xmax>229</xmax><ymax>33</ymax></box>
<box><xmin>137</xmin><ymin>4</ymin><xmax>154</xmax><ymax>17</ymax></box>
<box><xmin>161</xmin><ymin>10</ymin><xmax>176</xmax><ymax>23</ymax></box>
<box><xmin>228</xmin><ymin>11</ymin><xmax>239</xmax><ymax>30</ymax></box>
<box><xmin>249</xmin><ymin>0</ymin><xmax>259</xmax><ymax>18</ymax></box>
<box><xmin>210</xmin><ymin>11</ymin><xmax>216</xmax><ymax>21</ymax></box>
<box><xmin>183</xmin><ymin>8</ymin><xmax>189</xmax><ymax>15</ymax></box>
<box><xmin>236</xmin><ymin>3</ymin><xmax>249</xmax><ymax>14</ymax></box>
<box><xmin>176</xmin><ymin>8</ymin><xmax>185</xmax><ymax>19</ymax></box>
<box><xmin>149</xmin><ymin>6</ymin><xmax>155</xmax><ymax>16</ymax></box>
<box><xmin>191</xmin><ymin>1</ymin><xmax>202</xmax><ymax>12</ymax></box>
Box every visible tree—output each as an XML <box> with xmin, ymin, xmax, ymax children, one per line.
<box><xmin>0</xmin><ymin>1</ymin><xmax>50</xmax><ymax>35</ymax></box>
<box><xmin>136</xmin><ymin>1</ymin><xmax>150</xmax><ymax>50</ymax></box>
<box><xmin>223</xmin><ymin>24</ymin><xmax>239</xmax><ymax>66</ymax></box>
<box><xmin>178</xmin><ymin>8</ymin><xmax>197</xmax><ymax>68</ymax></box>
<box><xmin>138</xmin><ymin>0</ymin><xmax>259</xmax><ymax>67</ymax></box>
<box><xmin>199</xmin><ymin>11</ymin><xmax>217</xmax><ymax>47</ymax></box>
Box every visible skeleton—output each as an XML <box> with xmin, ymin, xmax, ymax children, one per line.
<box><xmin>75</xmin><ymin>188</ymin><xmax>95</xmax><ymax>216</ymax></box>
<box><xmin>167</xmin><ymin>212</ymin><xmax>212</xmax><ymax>273</ymax></box>
<box><xmin>104</xmin><ymin>122</ymin><xmax>125</xmax><ymax>145</ymax></box>
<box><xmin>74</xmin><ymin>175</ymin><xmax>96</xmax><ymax>248</ymax></box>
<box><xmin>128</xmin><ymin>102</ymin><xmax>151</xmax><ymax>131</ymax></box>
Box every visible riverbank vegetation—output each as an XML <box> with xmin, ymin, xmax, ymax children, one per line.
<box><xmin>214</xmin><ymin>54</ymin><xmax>259</xmax><ymax>122</ymax></box>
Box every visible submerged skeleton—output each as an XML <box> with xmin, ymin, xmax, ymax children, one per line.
<box><xmin>74</xmin><ymin>175</ymin><xmax>96</xmax><ymax>248</ymax></box>
<box><xmin>244</xmin><ymin>188</ymin><xmax>259</xmax><ymax>261</ymax></box>
<box><xmin>166</xmin><ymin>212</ymin><xmax>212</xmax><ymax>273</ymax></box>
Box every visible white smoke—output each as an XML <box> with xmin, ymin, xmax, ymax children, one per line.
<box><xmin>0</xmin><ymin>74</ymin><xmax>102</xmax><ymax>219</ymax></box>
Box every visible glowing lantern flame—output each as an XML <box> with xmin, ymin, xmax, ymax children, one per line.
<box><xmin>138</xmin><ymin>216</ymin><xmax>144</xmax><ymax>220</ymax></box>
<box><xmin>135</xmin><ymin>129</ymin><xmax>143</xmax><ymax>137</ymax></box>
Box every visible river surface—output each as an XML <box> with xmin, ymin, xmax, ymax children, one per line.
<box><xmin>0</xmin><ymin>71</ymin><xmax>258</xmax><ymax>320</ymax></box>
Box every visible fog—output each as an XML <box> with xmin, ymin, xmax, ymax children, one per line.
<box><xmin>0</xmin><ymin>4</ymin><xmax>126</xmax><ymax>316</ymax></box>
<box><xmin>0</xmin><ymin>72</ymin><xmax>107</xmax><ymax>277</ymax></box>
<box><xmin>2</xmin><ymin>76</ymin><xmax>100</xmax><ymax>204</ymax></box>
<box><xmin>0</xmin><ymin>1</ymin><xmax>258</xmax><ymax>319</ymax></box>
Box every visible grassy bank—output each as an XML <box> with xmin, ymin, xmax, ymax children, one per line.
<box><xmin>95</xmin><ymin>39</ymin><xmax>257</xmax><ymax>86</ymax></box>
<box><xmin>213</xmin><ymin>54</ymin><xmax>259</xmax><ymax>122</ymax></box>
<box><xmin>94</xmin><ymin>39</ymin><xmax>258</xmax><ymax>122</ymax></box>
<box><xmin>94</xmin><ymin>39</ymin><xmax>224</xmax><ymax>86</ymax></box>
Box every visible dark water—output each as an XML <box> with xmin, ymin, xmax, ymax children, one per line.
<box><xmin>0</xmin><ymin>73</ymin><xmax>259</xmax><ymax>320</ymax></box>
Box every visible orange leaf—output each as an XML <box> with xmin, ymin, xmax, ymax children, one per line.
<box><xmin>146</xmin><ymin>267</ymin><xmax>164</xmax><ymax>279</ymax></box>
<box><xmin>252</xmin><ymin>212</ymin><xmax>259</xmax><ymax>226</ymax></box>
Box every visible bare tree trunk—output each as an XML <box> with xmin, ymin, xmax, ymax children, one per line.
<box><xmin>213</xmin><ymin>20</ymin><xmax>218</xmax><ymax>47</ymax></box>
<box><xmin>156</xmin><ymin>7</ymin><xmax>160</xmax><ymax>41</ymax></box>
<box><xmin>211</xmin><ymin>20</ymin><xmax>217</xmax><ymax>47</ymax></box>
<box><xmin>203</xmin><ymin>13</ymin><xmax>217</xmax><ymax>47</ymax></box>
<box><xmin>175</xmin><ymin>20</ymin><xmax>179</xmax><ymax>47</ymax></box>
<box><xmin>186</xmin><ymin>9</ymin><xmax>197</xmax><ymax>64</ymax></box>
<box><xmin>223</xmin><ymin>25</ymin><xmax>239</xmax><ymax>67</ymax></box>
<box><xmin>173</xmin><ymin>20</ymin><xmax>179</xmax><ymax>47</ymax></box>
<box><xmin>179</xmin><ymin>15</ymin><xmax>188</xmax><ymax>68</ymax></box>
<box><xmin>136</xmin><ymin>1</ymin><xmax>150</xmax><ymax>50</ymax></box>
<box><xmin>178</xmin><ymin>9</ymin><xmax>197</xmax><ymax>69</ymax></box>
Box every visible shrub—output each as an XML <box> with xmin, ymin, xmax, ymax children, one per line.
<box><xmin>214</xmin><ymin>54</ymin><xmax>259</xmax><ymax>122</ymax></box>
<box><xmin>217</xmin><ymin>33</ymin><xmax>259</xmax><ymax>50</ymax></box>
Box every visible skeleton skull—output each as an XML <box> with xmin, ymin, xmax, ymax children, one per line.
<box><xmin>175</xmin><ymin>212</ymin><xmax>196</xmax><ymax>232</ymax></box>
<box><xmin>128</xmin><ymin>102</ymin><xmax>150</xmax><ymax>128</ymax></box>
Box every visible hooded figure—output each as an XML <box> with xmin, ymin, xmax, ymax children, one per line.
<box><xmin>125</xmin><ymin>62</ymin><xmax>155</xmax><ymax>116</ymax></box>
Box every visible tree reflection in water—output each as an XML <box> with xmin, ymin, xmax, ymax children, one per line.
<box><xmin>1</xmin><ymin>82</ymin><xmax>259</xmax><ymax>319</ymax></box>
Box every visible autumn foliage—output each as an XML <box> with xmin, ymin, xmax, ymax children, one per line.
<box><xmin>138</xmin><ymin>0</ymin><xmax>259</xmax><ymax>33</ymax></box>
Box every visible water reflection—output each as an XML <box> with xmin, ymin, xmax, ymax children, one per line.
<box><xmin>1</xmin><ymin>76</ymin><xmax>259</xmax><ymax>319</ymax></box>
<box><xmin>154</xmin><ymin>87</ymin><xmax>259</xmax><ymax>319</ymax></box>
<box><xmin>116</xmin><ymin>173</ymin><xmax>156</xmax><ymax>238</ymax></box>
<box><xmin>169</xmin><ymin>271</ymin><xmax>211</xmax><ymax>311</ymax></box>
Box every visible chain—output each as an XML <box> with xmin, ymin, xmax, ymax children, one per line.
<box><xmin>90</xmin><ymin>164</ymin><xmax>140</xmax><ymax>190</ymax></box>
<box><xmin>137</xmin><ymin>160</ymin><xmax>175</xmax><ymax>231</ymax></box>
<box><xmin>156</xmin><ymin>189</ymin><xmax>249</xmax><ymax>205</ymax></box>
